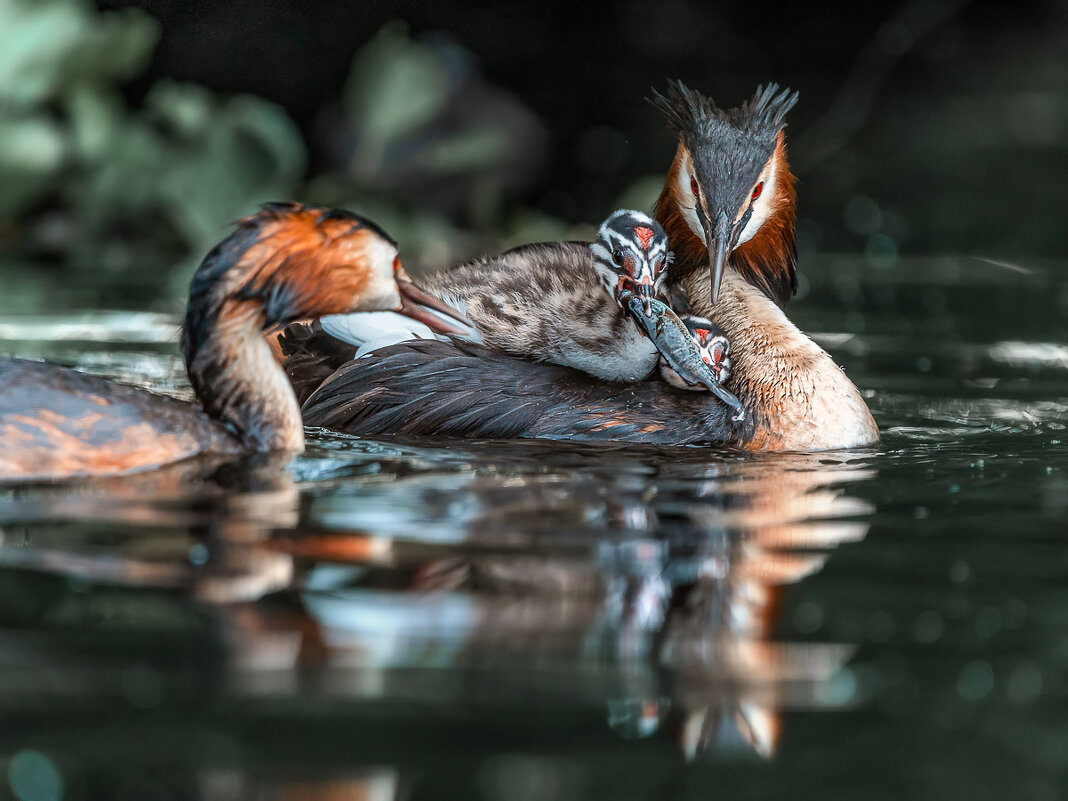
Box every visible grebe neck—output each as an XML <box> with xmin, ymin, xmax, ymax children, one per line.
<box><xmin>182</xmin><ymin>298</ymin><xmax>304</xmax><ymax>452</ymax></box>
<box><xmin>686</xmin><ymin>269</ymin><xmax>878</xmax><ymax>451</ymax></box>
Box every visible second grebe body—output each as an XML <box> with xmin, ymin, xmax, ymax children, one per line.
<box><xmin>0</xmin><ymin>204</ymin><xmax>464</xmax><ymax>481</ymax></box>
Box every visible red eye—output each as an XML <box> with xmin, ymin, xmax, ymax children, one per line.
<box><xmin>690</xmin><ymin>176</ymin><xmax>699</xmax><ymax>197</ymax></box>
<box><xmin>751</xmin><ymin>182</ymin><xmax>764</xmax><ymax>201</ymax></box>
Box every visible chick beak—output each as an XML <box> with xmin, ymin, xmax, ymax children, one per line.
<box><xmin>394</xmin><ymin>264</ymin><xmax>472</xmax><ymax>335</ymax></box>
<box><xmin>633</xmin><ymin>275</ymin><xmax>656</xmax><ymax>318</ymax></box>
<box><xmin>615</xmin><ymin>275</ymin><xmax>656</xmax><ymax>317</ymax></box>
<box><xmin>703</xmin><ymin>211</ymin><xmax>732</xmax><ymax>305</ymax></box>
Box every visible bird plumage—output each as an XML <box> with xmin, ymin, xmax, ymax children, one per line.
<box><xmin>317</xmin><ymin>210</ymin><xmax>680</xmax><ymax>384</ymax></box>
<box><xmin>0</xmin><ymin>203</ymin><xmax>462</xmax><ymax>480</ymax></box>
<box><xmin>652</xmin><ymin>81</ymin><xmax>799</xmax><ymax>307</ymax></box>
<box><xmin>298</xmin><ymin>337</ymin><xmax>755</xmax><ymax>445</ymax></box>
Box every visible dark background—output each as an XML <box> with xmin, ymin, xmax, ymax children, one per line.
<box><xmin>96</xmin><ymin>0</ymin><xmax>1068</xmax><ymax>256</ymax></box>
<box><xmin>2</xmin><ymin>0</ymin><xmax>1066</xmax><ymax>309</ymax></box>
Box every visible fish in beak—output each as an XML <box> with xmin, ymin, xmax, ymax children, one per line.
<box><xmin>615</xmin><ymin>275</ymin><xmax>657</xmax><ymax>319</ymax></box>
<box><xmin>622</xmin><ymin>292</ymin><xmax>745</xmax><ymax>420</ymax></box>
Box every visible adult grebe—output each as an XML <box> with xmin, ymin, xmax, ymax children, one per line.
<box><xmin>270</xmin><ymin>84</ymin><xmax>877</xmax><ymax>449</ymax></box>
<box><xmin>0</xmin><ymin>204</ymin><xmax>466</xmax><ymax>481</ymax></box>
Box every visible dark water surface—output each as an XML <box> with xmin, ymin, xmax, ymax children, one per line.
<box><xmin>1</xmin><ymin>254</ymin><xmax>1067</xmax><ymax>800</ymax></box>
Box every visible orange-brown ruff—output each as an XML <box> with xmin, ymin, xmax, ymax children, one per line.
<box><xmin>0</xmin><ymin>203</ymin><xmax>439</xmax><ymax>481</ymax></box>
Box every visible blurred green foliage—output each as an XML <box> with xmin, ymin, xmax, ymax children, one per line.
<box><xmin>0</xmin><ymin>6</ymin><xmax>654</xmax><ymax>306</ymax></box>
<box><xmin>0</xmin><ymin>0</ymin><xmax>159</xmax><ymax>219</ymax></box>
<box><xmin>307</xmin><ymin>21</ymin><xmax>576</xmax><ymax>269</ymax></box>
<box><xmin>0</xmin><ymin>0</ymin><xmax>304</xmax><ymax>291</ymax></box>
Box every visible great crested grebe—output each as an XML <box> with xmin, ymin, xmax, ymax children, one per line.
<box><xmin>0</xmin><ymin>203</ymin><xmax>466</xmax><ymax>481</ymax></box>
<box><xmin>270</xmin><ymin>80</ymin><xmax>877</xmax><ymax>450</ymax></box>
<box><xmin>306</xmin><ymin>209</ymin><xmax>737</xmax><ymax>406</ymax></box>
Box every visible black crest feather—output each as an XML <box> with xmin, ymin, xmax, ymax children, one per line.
<box><xmin>650</xmin><ymin>80</ymin><xmax>798</xmax><ymax>141</ymax></box>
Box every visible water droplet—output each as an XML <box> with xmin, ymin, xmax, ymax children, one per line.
<box><xmin>815</xmin><ymin>667</ymin><xmax>857</xmax><ymax>706</ymax></box>
<box><xmin>188</xmin><ymin>543</ymin><xmax>209</xmax><ymax>565</ymax></box>
<box><xmin>793</xmin><ymin>601</ymin><xmax>825</xmax><ymax>634</ymax></box>
<box><xmin>914</xmin><ymin>610</ymin><xmax>945</xmax><ymax>643</ymax></box>
<box><xmin>1007</xmin><ymin>662</ymin><xmax>1043</xmax><ymax>704</ymax></box>
<box><xmin>8</xmin><ymin>750</ymin><xmax>63</xmax><ymax>801</ymax></box>
<box><xmin>949</xmin><ymin>560</ymin><xmax>971</xmax><ymax>584</ymax></box>
<box><xmin>865</xmin><ymin>233</ymin><xmax>898</xmax><ymax>269</ymax></box>
<box><xmin>916</xmin><ymin>356</ymin><xmax>933</xmax><ymax>372</ymax></box>
<box><xmin>957</xmin><ymin>660</ymin><xmax>995</xmax><ymax>702</ymax></box>
<box><xmin>913</xmin><ymin>506</ymin><xmax>930</xmax><ymax>520</ymax></box>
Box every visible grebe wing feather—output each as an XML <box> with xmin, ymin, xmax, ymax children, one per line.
<box><xmin>298</xmin><ymin>340</ymin><xmax>747</xmax><ymax>445</ymax></box>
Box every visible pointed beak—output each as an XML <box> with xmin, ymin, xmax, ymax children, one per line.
<box><xmin>703</xmin><ymin>211</ymin><xmax>732</xmax><ymax>305</ymax></box>
<box><xmin>615</xmin><ymin>275</ymin><xmax>656</xmax><ymax>318</ymax></box>
<box><xmin>394</xmin><ymin>265</ymin><xmax>472</xmax><ymax>335</ymax></box>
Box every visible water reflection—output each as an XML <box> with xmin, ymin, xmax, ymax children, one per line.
<box><xmin>0</xmin><ymin>440</ymin><xmax>873</xmax><ymax>783</ymax></box>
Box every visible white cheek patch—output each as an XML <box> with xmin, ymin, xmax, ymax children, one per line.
<box><xmin>736</xmin><ymin>157</ymin><xmax>778</xmax><ymax>246</ymax></box>
<box><xmin>676</xmin><ymin>166</ymin><xmax>704</xmax><ymax>241</ymax></box>
<box><xmin>358</xmin><ymin>238</ymin><xmax>403</xmax><ymax>311</ymax></box>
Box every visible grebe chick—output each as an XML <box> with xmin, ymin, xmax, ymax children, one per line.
<box><xmin>659</xmin><ymin>315</ymin><xmax>731</xmax><ymax>391</ymax></box>
<box><xmin>318</xmin><ymin>210</ymin><xmax>730</xmax><ymax>395</ymax></box>
<box><xmin>0</xmin><ymin>203</ymin><xmax>466</xmax><ymax>481</ymax></box>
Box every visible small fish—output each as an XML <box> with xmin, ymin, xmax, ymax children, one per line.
<box><xmin>623</xmin><ymin>293</ymin><xmax>746</xmax><ymax>421</ymax></box>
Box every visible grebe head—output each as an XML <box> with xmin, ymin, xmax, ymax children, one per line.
<box><xmin>659</xmin><ymin>314</ymin><xmax>732</xmax><ymax>392</ymax></box>
<box><xmin>184</xmin><ymin>202</ymin><xmax>465</xmax><ymax>338</ymax></box>
<box><xmin>181</xmin><ymin>202</ymin><xmax>467</xmax><ymax>450</ymax></box>
<box><xmin>589</xmin><ymin>210</ymin><xmax>671</xmax><ymax>317</ymax></box>
<box><xmin>684</xmin><ymin>315</ymin><xmax>731</xmax><ymax>384</ymax></box>
<box><xmin>652</xmin><ymin>81</ymin><xmax>798</xmax><ymax>306</ymax></box>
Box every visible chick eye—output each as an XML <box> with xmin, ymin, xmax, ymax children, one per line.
<box><xmin>751</xmin><ymin>181</ymin><xmax>764</xmax><ymax>201</ymax></box>
<box><xmin>612</xmin><ymin>250</ymin><xmax>625</xmax><ymax>267</ymax></box>
<box><xmin>690</xmin><ymin>176</ymin><xmax>700</xmax><ymax>197</ymax></box>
